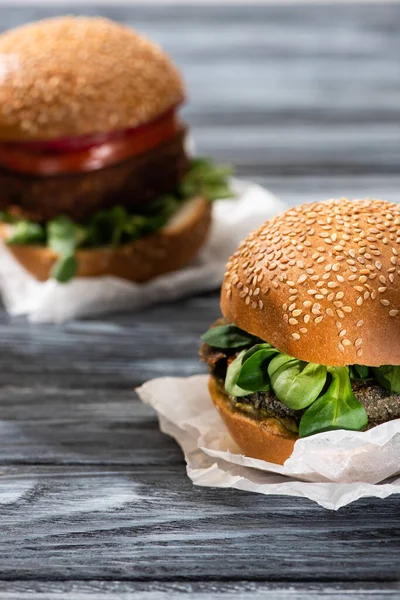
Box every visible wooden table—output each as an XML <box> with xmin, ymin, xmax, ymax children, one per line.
<box><xmin>0</xmin><ymin>4</ymin><xmax>399</xmax><ymax>598</ymax></box>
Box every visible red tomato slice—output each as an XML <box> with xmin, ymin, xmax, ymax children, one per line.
<box><xmin>0</xmin><ymin>107</ymin><xmax>180</xmax><ymax>176</ymax></box>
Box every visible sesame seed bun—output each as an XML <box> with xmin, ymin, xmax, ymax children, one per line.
<box><xmin>0</xmin><ymin>196</ymin><xmax>211</xmax><ymax>282</ymax></box>
<box><xmin>209</xmin><ymin>376</ymin><xmax>296</xmax><ymax>465</ymax></box>
<box><xmin>221</xmin><ymin>198</ymin><xmax>400</xmax><ymax>367</ymax></box>
<box><xmin>0</xmin><ymin>16</ymin><xmax>184</xmax><ymax>141</ymax></box>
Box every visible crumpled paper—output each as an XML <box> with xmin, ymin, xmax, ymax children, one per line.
<box><xmin>0</xmin><ymin>179</ymin><xmax>284</xmax><ymax>322</ymax></box>
<box><xmin>137</xmin><ymin>374</ymin><xmax>400</xmax><ymax>510</ymax></box>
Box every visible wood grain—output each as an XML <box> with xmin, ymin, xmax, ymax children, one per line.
<box><xmin>0</xmin><ymin>466</ymin><xmax>398</xmax><ymax>581</ymax></box>
<box><xmin>0</xmin><ymin>3</ymin><xmax>398</xmax><ymax>596</ymax></box>
<box><xmin>0</xmin><ymin>581</ymin><xmax>398</xmax><ymax>600</ymax></box>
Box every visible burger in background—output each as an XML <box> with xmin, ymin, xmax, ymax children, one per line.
<box><xmin>201</xmin><ymin>198</ymin><xmax>400</xmax><ymax>465</ymax></box>
<box><xmin>0</xmin><ymin>17</ymin><xmax>231</xmax><ymax>283</ymax></box>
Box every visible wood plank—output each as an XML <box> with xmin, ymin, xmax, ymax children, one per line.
<box><xmin>0</xmin><ymin>294</ymin><xmax>219</xmax><ymax>387</ymax></box>
<box><xmin>0</xmin><ymin>581</ymin><xmax>398</xmax><ymax>599</ymax></box>
<box><xmin>0</xmin><ymin>466</ymin><xmax>398</xmax><ymax>581</ymax></box>
<box><xmin>0</xmin><ymin>387</ymin><xmax>184</xmax><ymax>465</ymax></box>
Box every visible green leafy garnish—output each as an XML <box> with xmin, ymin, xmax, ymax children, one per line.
<box><xmin>7</xmin><ymin>221</ymin><xmax>45</xmax><ymax>245</ymax></box>
<box><xmin>299</xmin><ymin>367</ymin><xmax>368</xmax><ymax>437</ymax></box>
<box><xmin>235</xmin><ymin>343</ymin><xmax>279</xmax><ymax>392</ymax></box>
<box><xmin>349</xmin><ymin>364</ymin><xmax>370</xmax><ymax>380</ymax></box>
<box><xmin>201</xmin><ymin>324</ymin><xmax>259</xmax><ymax>349</ymax></box>
<box><xmin>180</xmin><ymin>158</ymin><xmax>232</xmax><ymax>202</ymax></box>
<box><xmin>372</xmin><ymin>365</ymin><xmax>400</xmax><ymax>393</ymax></box>
<box><xmin>268</xmin><ymin>354</ymin><xmax>327</xmax><ymax>410</ymax></box>
<box><xmin>225</xmin><ymin>350</ymin><xmax>255</xmax><ymax>397</ymax></box>
<box><xmin>51</xmin><ymin>254</ymin><xmax>78</xmax><ymax>283</ymax></box>
<box><xmin>46</xmin><ymin>216</ymin><xmax>83</xmax><ymax>283</ymax></box>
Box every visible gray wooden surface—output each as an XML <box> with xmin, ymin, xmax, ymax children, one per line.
<box><xmin>0</xmin><ymin>4</ymin><xmax>400</xmax><ymax>599</ymax></box>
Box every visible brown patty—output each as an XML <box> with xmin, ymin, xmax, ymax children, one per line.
<box><xmin>200</xmin><ymin>342</ymin><xmax>400</xmax><ymax>429</ymax></box>
<box><xmin>0</xmin><ymin>127</ymin><xmax>188</xmax><ymax>222</ymax></box>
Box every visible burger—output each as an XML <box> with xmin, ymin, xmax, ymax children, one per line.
<box><xmin>0</xmin><ymin>17</ymin><xmax>231</xmax><ymax>283</ymax></box>
<box><xmin>200</xmin><ymin>198</ymin><xmax>400</xmax><ymax>465</ymax></box>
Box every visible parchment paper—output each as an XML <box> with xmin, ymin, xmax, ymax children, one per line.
<box><xmin>138</xmin><ymin>374</ymin><xmax>400</xmax><ymax>510</ymax></box>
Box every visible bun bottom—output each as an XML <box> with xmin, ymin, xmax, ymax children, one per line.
<box><xmin>0</xmin><ymin>196</ymin><xmax>211</xmax><ymax>282</ymax></box>
<box><xmin>209</xmin><ymin>376</ymin><xmax>298</xmax><ymax>465</ymax></box>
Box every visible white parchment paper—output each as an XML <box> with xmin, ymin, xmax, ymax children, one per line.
<box><xmin>137</xmin><ymin>374</ymin><xmax>400</xmax><ymax>510</ymax></box>
<box><xmin>0</xmin><ymin>179</ymin><xmax>284</xmax><ymax>322</ymax></box>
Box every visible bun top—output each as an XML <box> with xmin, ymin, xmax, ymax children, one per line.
<box><xmin>221</xmin><ymin>198</ymin><xmax>400</xmax><ymax>367</ymax></box>
<box><xmin>0</xmin><ymin>16</ymin><xmax>185</xmax><ymax>141</ymax></box>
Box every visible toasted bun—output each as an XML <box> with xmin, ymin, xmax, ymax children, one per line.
<box><xmin>221</xmin><ymin>198</ymin><xmax>400</xmax><ymax>367</ymax></box>
<box><xmin>0</xmin><ymin>197</ymin><xmax>211</xmax><ymax>282</ymax></box>
<box><xmin>0</xmin><ymin>16</ymin><xmax>184</xmax><ymax>141</ymax></box>
<box><xmin>209</xmin><ymin>376</ymin><xmax>296</xmax><ymax>465</ymax></box>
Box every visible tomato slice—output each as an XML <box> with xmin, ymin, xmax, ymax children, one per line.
<box><xmin>0</xmin><ymin>107</ymin><xmax>180</xmax><ymax>176</ymax></box>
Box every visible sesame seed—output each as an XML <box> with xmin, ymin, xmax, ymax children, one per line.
<box><xmin>304</xmin><ymin>314</ymin><xmax>310</xmax><ymax>323</ymax></box>
<box><xmin>292</xmin><ymin>333</ymin><xmax>300</xmax><ymax>340</ymax></box>
<box><xmin>380</xmin><ymin>299</ymin><xmax>390</xmax><ymax>306</ymax></box>
<box><xmin>357</xmin><ymin>349</ymin><xmax>363</xmax><ymax>357</ymax></box>
<box><xmin>378</xmin><ymin>287</ymin><xmax>387</xmax><ymax>293</ymax></box>
<box><xmin>389</xmin><ymin>309</ymin><xmax>399</xmax><ymax>317</ymax></box>
<box><xmin>342</xmin><ymin>339</ymin><xmax>351</xmax><ymax>346</ymax></box>
<box><xmin>299</xmin><ymin>327</ymin><xmax>308</xmax><ymax>334</ymax></box>
<box><xmin>326</xmin><ymin>308</ymin><xmax>334</xmax><ymax>317</ymax></box>
<box><xmin>338</xmin><ymin>343</ymin><xmax>345</xmax><ymax>353</ymax></box>
<box><xmin>315</xmin><ymin>316</ymin><xmax>323</xmax><ymax>324</ymax></box>
<box><xmin>297</xmin><ymin>274</ymin><xmax>307</xmax><ymax>284</ymax></box>
<box><xmin>356</xmin><ymin>320</ymin><xmax>364</xmax><ymax>327</ymax></box>
<box><xmin>292</xmin><ymin>309</ymin><xmax>302</xmax><ymax>317</ymax></box>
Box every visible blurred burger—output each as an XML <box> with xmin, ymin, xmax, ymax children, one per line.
<box><xmin>201</xmin><ymin>198</ymin><xmax>400</xmax><ymax>465</ymax></box>
<box><xmin>0</xmin><ymin>17</ymin><xmax>231</xmax><ymax>282</ymax></box>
